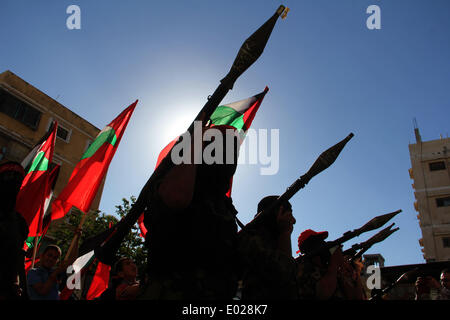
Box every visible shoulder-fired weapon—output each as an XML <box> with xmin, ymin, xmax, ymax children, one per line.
<box><xmin>241</xmin><ymin>133</ymin><xmax>354</xmax><ymax>232</ymax></box>
<box><xmin>296</xmin><ymin>210</ymin><xmax>402</xmax><ymax>262</ymax></box>
<box><xmin>94</xmin><ymin>5</ymin><xmax>288</xmax><ymax>265</ymax></box>
<box><xmin>343</xmin><ymin>223</ymin><xmax>399</xmax><ymax>260</ymax></box>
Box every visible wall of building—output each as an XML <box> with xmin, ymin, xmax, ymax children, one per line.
<box><xmin>409</xmin><ymin>135</ymin><xmax>450</xmax><ymax>262</ymax></box>
<box><xmin>0</xmin><ymin>70</ymin><xmax>105</xmax><ymax>213</ymax></box>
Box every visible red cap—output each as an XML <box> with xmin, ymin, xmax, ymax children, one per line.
<box><xmin>296</xmin><ymin>229</ymin><xmax>328</xmax><ymax>254</ymax></box>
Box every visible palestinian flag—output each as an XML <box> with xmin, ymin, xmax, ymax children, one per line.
<box><xmin>209</xmin><ymin>86</ymin><xmax>268</xmax><ymax>137</ymax></box>
<box><xmin>52</xmin><ymin>100</ymin><xmax>138</xmax><ymax>220</ymax></box>
<box><xmin>61</xmin><ymin>223</ymin><xmax>115</xmax><ymax>300</ymax></box>
<box><xmin>16</xmin><ymin>121</ymin><xmax>57</xmax><ymax>237</ymax></box>
<box><xmin>21</xmin><ymin>121</ymin><xmax>56</xmax><ymax>171</ymax></box>
<box><xmin>155</xmin><ymin>87</ymin><xmax>268</xmax><ymax>170</ymax></box>
<box><xmin>61</xmin><ymin>257</ymin><xmax>110</xmax><ymax>300</ymax></box>
<box><xmin>43</xmin><ymin>164</ymin><xmax>61</xmax><ymax>220</ymax></box>
<box><xmin>23</xmin><ymin>164</ymin><xmax>61</xmax><ymax>254</ymax></box>
<box><xmin>154</xmin><ymin>87</ymin><xmax>268</xmax><ymax>170</ymax></box>
<box><xmin>136</xmin><ymin>88</ymin><xmax>269</xmax><ymax>234</ymax></box>
<box><xmin>60</xmin><ymin>250</ymin><xmax>96</xmax><ymax>300</ymax></box>
<box><xmin>209</xmin><ymin>87</ymin><xmax>268</xmax><ymax>196</ymax></box>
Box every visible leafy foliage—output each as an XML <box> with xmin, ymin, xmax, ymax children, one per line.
<box><xmin>47</xmin><ymin>196</ymin><xmax>147</xmax><ymax>278</ymax></box>
<box><xmin>114</xmin><ymin>196</ymin><xmax>148</xmax><ymax>277</ymax></box>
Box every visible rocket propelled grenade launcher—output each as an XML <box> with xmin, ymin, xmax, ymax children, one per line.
<box><xmin>355</xmin><ymin>209</ymin><xmax>402</xmax><ymax>235</ymax></box>
<box><xmin>187</xmin><ymin>5</ymin><xmax>287</xmax><ymax>133</ymax></box>
<box><xmin>242</xmin><ymin>133</ymin><xmax>354</xmax><ymax>231</ymax></box>
<box><xmin>343</xmin><ymin>223</ymin><xmax>399</xmax><ymax>260</ymax></box>
<box><xmin>297</xmin><ymin>209</ymin><xmax>402</xmax><ymax>261</ymax></box>
<box><xmin>353</xmin><ymin>223</ymin><xmax>399</xmax><ymax>259</ymax></box>
<box><xmin>94</xmin><ymin>6</ymin><xmax>288</xmax><ymax>266</ymax></box>
<box><xmin>220</xmin><ymin>5</ymin><xmax>286</xmax><ymax>90</ymax></box>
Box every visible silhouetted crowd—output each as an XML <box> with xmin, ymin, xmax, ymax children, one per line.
<box><xmin>1</xmin><ymin>128</ymin><xmax>449</xmax><ymax>301</ymax></box>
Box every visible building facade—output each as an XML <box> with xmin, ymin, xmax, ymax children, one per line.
<box><xmin>409</xmin><ymin>127</ymin><xmax>450</xmax><ymax>262</ymax></box>
<box><xmin>0</xmin><ymin>70</ymin><xmax>105</xmax><ymax>214</ymax></box>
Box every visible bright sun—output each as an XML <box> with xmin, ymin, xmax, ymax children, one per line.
<box><xmin>159</xmin><ymin>108</ymin><xmax>198</xmax><ymax>146</ymax></box>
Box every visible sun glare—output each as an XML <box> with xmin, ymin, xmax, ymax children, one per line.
<box><xmin>159</xmin><ymin>107</ymin><xmax>198</xmax><ymax>147</ymax></box>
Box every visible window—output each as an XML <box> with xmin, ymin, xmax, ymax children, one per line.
<box><xmin>0</xmin><ymin>87</ymin><xmax>41</xmax><ymax>129</ymax></box>
<box><xmin>57</xmin><ymin>126</ymin><xmax>70</xmax><ymax>141</ymax></box>
<box><xmin>47</xmin><ymin>118</ymin><xmax>71</xmax><ymax>143</ymax></box>
<box><xmin>429</xmin><ymin>161</ymin><xmax>446</xmax><ymax>171</ymax></box>
<box><xmin>436</xmin><ymin>196</ymin><xmax>450</xmax><ymax>208</ymax></box>
<box><xmin>443</xmin><ymin>237</ymin><xmax>450</xmax><ymax>248</ymax></box>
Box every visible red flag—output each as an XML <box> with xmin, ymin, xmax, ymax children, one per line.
<box><xmin>52</xmin><ymin>101</ymin><xmax>138</xmax><ymax>219</ymax></box>
<box><xmin>82</xmin><ymin>220</ymin><xmax>116</xmax><ymax>300</ymax></box>
<box><xmin>25</xmin><ymin>257</ymin><xmax>39</xmax><ymax>274</ymax></box>
<box><xmin>60</xmin><ymin>219</ymin><xmax>115</xmax><ymax>300</ymax></box>
<box><xmin>59</xmin><ymin>252</ymin><xmax>94</xmax><ymax>300</ymax></box>
<box><xmin>155</xmin><ymin>138</ymin><xmax>178</xmax><ymax>169</ymax></box>
<box><xmin>86</xmin><ymin>260</ymin><xmax>111</xmax><ymax>300</ymax></box>
<box><xmin>59</xmin><ymin>286</ymin><xmax>74</xmax><ymax>300</ymax></box>
<box><xmin>22</xmin><ymin>164</ymin><xmax>61</xmax><ymax>255</ymax></box>
<box><xmin>16</xmin><ymin>121</ymin><xmax>57</xmax><ymax>237</ymax></box>
<box><xmin>41</xmin><ymin>164</ymin><xmax>61</xmax><ymax>231</ymax></box>
<box><xmin>137</xmin><ymin>214</ymin><xmax>147</xmax><ymax>238</ymax></box>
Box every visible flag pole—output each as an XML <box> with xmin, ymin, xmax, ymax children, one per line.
<box><xmin>64</xmin><ymin>211</ymin><xmax>87</xmax><ymax>261</ymax></box>
<box><xmin>31</xmin><ymin>204</ymin><xmax>49</xmax><ymax>269</ymax></box>
<box><xmin>31</xmin><ymin>236</ymin><xmax>39</xmax><ymax>268</ymax></box>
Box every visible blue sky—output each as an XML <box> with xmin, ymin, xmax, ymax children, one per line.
<box><xmin>1</xmin><ymin>0</ymin><xmax>449</xmax><ymax>266</ymax></box>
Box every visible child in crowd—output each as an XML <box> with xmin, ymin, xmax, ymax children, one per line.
<box><xmin>27</xmin><ymin>245</ymin><xmax>70</xmax><ymax>300</ymax></box>
<box><xmin>113</xmin><ymin>257</ymin><xmax>140</xmax><ymax>300</ymax></box>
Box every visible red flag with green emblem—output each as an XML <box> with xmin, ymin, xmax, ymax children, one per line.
<box><xmin>51</xmin><ymin>100</ymin><xmax>138</xmax><ymax>220</ymax></box>
<box><xmin>135</xmin><ymin>88</ymin><xmax>268</xmax><ymax>236</ymax></box>
<box><xmin>16</xmin><ymin>121</ymin><xmax>57</xmax><ymax>237</ymax></box>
